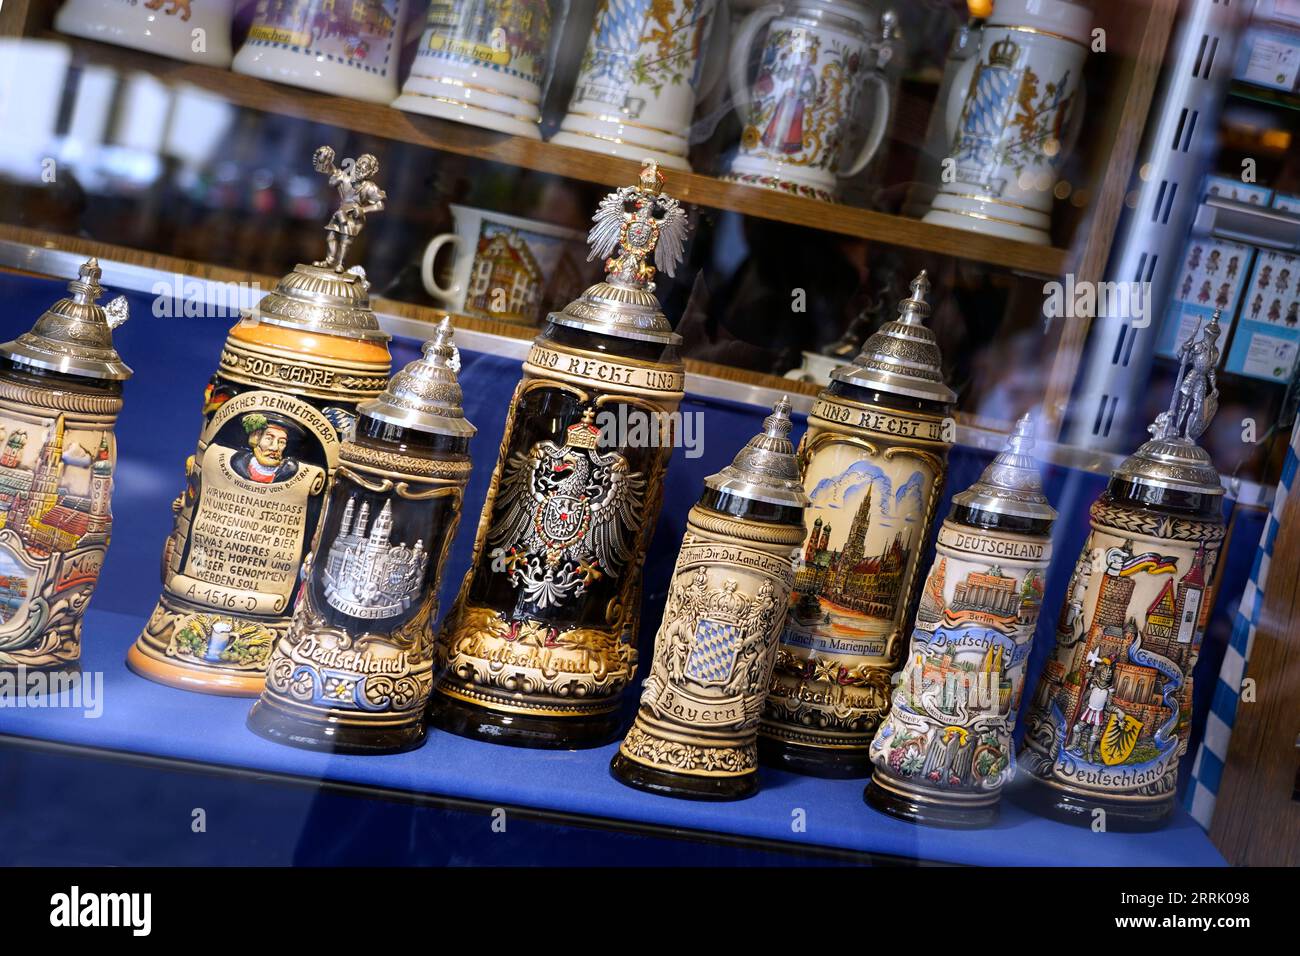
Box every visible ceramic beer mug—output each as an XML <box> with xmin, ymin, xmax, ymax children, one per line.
<box><xmin>54</xmin><ymin>0</ymin><xmax>234</xmax><ymax>66</ymax></box>
<box><xmin>549</xmin><ymin>0</ymin><xmax>722</xmax><ymax>170</ymax></box>
<box><xmin>723</xmin><ymin>0</ymin><xmax>892</xmax><ymax>202</ymax></box>
<box><xmin>420</xmin><ymin>205</ymin><xmax>590</xmax><ymax>326</ymax></box>
<box><xmin>391</xmin><ymin>0</ymin><xmax>555</xmax><ymax>138</ymax></box>
<box><xmin>922</xmin><ymin>0</ymin><xmax>1090</xmax><ymax>244</ymax></box>
<box><xmin>232</xmin><ymin>0</ymin><xmax>406</xmax><ymax>103</ymax></box>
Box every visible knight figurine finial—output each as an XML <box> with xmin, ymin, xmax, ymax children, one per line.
<box><xmin>586</xmin><ymin>161</ymin><xmax>689</xmax><ymax>289</ymax></box>
<box><xmin>1153</xmin><ymin>309</ymin><xmax>1221</xmax><ymax>442</ymax></box>
<box><xmin>312</xmin><ymin>145</ymin><xmax>386</xmax><ymax>274</ymax></box>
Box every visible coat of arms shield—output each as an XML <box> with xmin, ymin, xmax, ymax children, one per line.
<box><xmin>684</xmin><ymin>617</ymin><xmax>744</xmax><ymax>687</ymax></box>
<box><xmin>1100</xmin><ymin>711</ymin><xmax>1144</xmax><ymax>766</ymax></box>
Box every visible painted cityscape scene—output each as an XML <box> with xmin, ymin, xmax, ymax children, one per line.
<box><xmin>1029</xmin><ymin>538</ymin><xmax>1211</xmax><ymax>776</ymax></box>
<box><xmin>427</xmin><ymin>0</ymin><xmax>552</xmax><ymax>78</ymax></box>
<box><xmin>252</xmin><ymin>0</ymin><xmax>399</xmax><ymax>60</ymax></box>
<box><xmin>0</xmin><ymin>412</ymin><xmax>114</xmax><ymax>624</ymax></box>
<box><xmin>870</xmin><ymin>554</ymin><xmax>1043</xmax><ymax>792</ymax></box>
<box><xmin>0</xmin><ymin>549</ymin><xmax>29</xmax><ymax>625</ymax></box>
<box><xmin>787</xmin><ymin>458</ymin><xmax>929</xmax><ymax>650</ymax></box>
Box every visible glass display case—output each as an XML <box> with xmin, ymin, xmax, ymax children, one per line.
<box><xmin>0</xmin><ymin>0</ymin><xmax>1296</xmax><ymax>868</ymax></box>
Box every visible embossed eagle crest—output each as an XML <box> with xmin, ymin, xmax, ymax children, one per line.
<box><xmin>489</xmin><ymin>408</ymin><xmax>646</xmax><ymax>609</ymax></box>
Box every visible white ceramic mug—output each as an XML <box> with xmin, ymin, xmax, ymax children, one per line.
<box><xmin>549</xmin><ymin>0</ymin><xmax>723</xmax><ymax>170</ymax></box>
<box><xmin>723</xmin><ymin>0</ymin><xmax>891</xmax><ymax>202</ymax></box>
<box><xmin>922</xmin><ymin>0</ymin><xmax>1090</xmax><ymax>244</ymax></box>
<box><xmin>232</xmin><ymin>0</ymin><xmax>405</xmax><ymax>103</ymax></box>
<box><xmin>54</xmin><ymin>0</ymin><xmax>234</xmax><ymax>66</ymax></box>
<box><xmin>782</xmin><ymin>350</ymin><xmax>842</xmax><ymax>384</ymax></box>
<box><xmin>421</xmin><ymin>205</ymin><xmax>591</xmax><ymax>325</ymax></box>
<box><xmin>391</xmin><ymin>0</ymin><xmax>555</xmax><ymax>138</ymax></box>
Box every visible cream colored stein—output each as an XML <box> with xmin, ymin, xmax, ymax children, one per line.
<box><xmin>723</xmin><ymin>0</ymin><xmax>892</xmax><ymax>202</ymax></box>
<box><xmin>392</xmin><ymin>0</ymin><xmax>555</xmax><ymax>138</ymax></box>
<box><xmin>54</xmin><ymin>0</ymin><xmax>234</xmax><ymax>65</ymax></box>
<box><xmin>550</xmin><ymin>0</ymin><xmax>723</xmax><ymax>170</ymax></box>
<box><xmin>922</xmin><ymin>0</ymin><xmax>1091</xmax><ymax>244</ymax></box>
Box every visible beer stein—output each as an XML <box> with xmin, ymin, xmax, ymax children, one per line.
<box><xmin>866</xmin><ymin>415</ymin><xmax>1056</xmax><ymax>828</ymax></box>
<box><xmin>550</xmin><ymin>0</ymin><xmax>722</xmax><ymax>170</ymax></box>
<box><xmin>922</xmin><ymin>0</ymin><xmax>1090</xmax><ymax>244</ymax></box>
<box><xmin>1016</xmin><ymin>314</ymin><xmax>1227</xmax><ymax>831</ymax></box>
<box><xmin>759</xmin><ymin>271</ymin><xmax>955</xmax><ymax>777</ymax></box>
<box><xmin>723</xmin><ymin>0</ymin><xmax>893</xmax><ymax>202</ymax></box>
<box><xmin>611</xmin><ymin>398</ymin><xmax>808</xmax><ymax>799</ymax></box>
<box><xmin>0</xmin><ymin>259</ymin><xmax>132</xmax><ymax>671</ymax></box>
<box><xmin>392</xmin><ymin>0</ymin><xmax>555</xmax><ymax>138</ymax></box>
<box><xmin>128</xmin><ymin>146</ymin><xmax>392</xmax><ymax>696</ymax></box>
<box><xmin>54</xmin><ymin>0</ymin><xmax>235</xmax><ymax>66</ymax></box>
<box><xmin>248</xmin><ymin>320</ymin><xmax>475</xmax><ymax>753</ymax></box>
<box><xmin>232</xmin><ymin>0</ymin><xmax>407</xmax><ymax>103</ymax></box>
<box><xmin>429</xmin><ymin>163</ymin><xmax>690</xmax><ymax>749</ymax></box>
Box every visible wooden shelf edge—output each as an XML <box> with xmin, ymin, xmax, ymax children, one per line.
<box><xmin>0</xmin><ymin>223</ymin><xmax>823</xmax><ymax>398</ymax></box>
<box><xmin>6</xmin><ymin>223</ymin><xmax>1282</xmax><ymax>497</ymax></box>
<box><xmin>33</xmin><ymin>30</ymin><xmax>1071</xmax><ymax>276</ymax></box>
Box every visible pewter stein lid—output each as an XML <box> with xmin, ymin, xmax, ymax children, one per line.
<box><xmin>704</xmin><ymin>396</ymin><xmax>810</xmax><ymax>509</ymax></box>
<box><xmin>951</xmin><ymin>414</ymin><xmax>1056</xmax><ymax>523</ymax></box>
<box><xmin>830</xmin><ymin>270</ymin><xmax>956</xmax><ymax>404</ymax></box>
<box><xmin>358</xmin><ymin>318</ymin><xmax>476</xmax><ymax>438</ymax></box>
<box><xmin>1112</xmin><ymin>311</ymin><xmax>1224</xmax><ymax>497</ymax></box>
<box><xmin>244</xmin><ymin>145</ymin><xmax>390</xmax><ymax>344</ymax></box>
<box><xmin>547</xmin><ymin>162</ymin><xmax>688</xmax><ymax>346</ymax></box>
<box><xmin>0</xmin><ymin>258</ymin><xmax>133</xmax><ymax>381</ymax></box>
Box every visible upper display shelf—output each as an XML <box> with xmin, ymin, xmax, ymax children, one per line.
<box><xmin>0</xmin><ymin>0</ymin><xmax>1188</xmax><ymax>452</ymax></box>
<box><xmin>42</xmin><ymin>29</ymin><xmax>1070</xmax><ymax>275</ymax></box>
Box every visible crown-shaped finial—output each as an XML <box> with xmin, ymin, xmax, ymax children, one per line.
<box><xmin>951</xmin><ymin>411</ymin><xmax>1055</xmax><ymax>522</ymax></box>
<box><xmin>355</xmin><ymin>317</ymin><xmax>474</xmax><ymax>437</ymax></box>
<box><xmin>639</xmin><ymin>160</ymin><xmax>665</xmax><ymax>194</ymax></box>
<box><xmin>587</xmin><ymin>162</ymin><xmax>689</xmax><ymax>290</ymax></box>
<box><xmin>68</xmin><ymin>257</ymin><xmax>104</xmax><ymax>305</ymax></box>
<box><xmin>896</xmin><ymin>270</ymin><xmax>932</xmax><ymax>325</ymax></box>
<box><xmin>703</xmin><ymin>397</ymin><xmax>808</xmax><ymax>509</ymax></box>
<box><xmin>1008</xmin><ymin>412</ymin><xmax>1034</xmax><ymax>453</ymax></box>
<box><xmin>312</xmin><ymin>145</ymin><xmax>386</xmax><ymax>273</ymax></box>
<box><xmin>763</xmin><ymin>395</ymin><xmax>795</xmax><ymax>441</ymax></box>
<box><xmin>424</xmin><ymin>315</ymin><xmax>461</xmax><ymax>374</ymax></box>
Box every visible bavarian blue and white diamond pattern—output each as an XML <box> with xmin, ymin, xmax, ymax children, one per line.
<box><xmin>684</xmin><ymin>618</ymin><xmax>743</xmax><ymax>686</ymax></box>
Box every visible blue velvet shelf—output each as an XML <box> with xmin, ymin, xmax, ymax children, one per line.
<box><xmin>0</xmin><ymin>607</ymin><xmax>1224</xmax><ymax>866</ymax></box>
<box><xmin>0</xmin><ymin>272</ymin><xmax>1232</xmax><ymax>865</ymax></box>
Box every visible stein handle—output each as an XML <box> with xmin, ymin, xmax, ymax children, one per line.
<box><xmin>420</xmin><ymin>233</ymin><xmax>462</xmax><ymax>302</ymax></box>
<box><xmin>729</xmin><ymin>2</ymin><xmax>783</xmax><ymax>118</ymax></box>
<box><xmin>695</xmin><ymin>0</ymin><xmax>731</xmax><ymax>102</ymax></box>
<box><xmin>944</xmin><ymin>52</ymin><xmax>980</xmax><ymax>145</ymax></box>
<box><xmin>839</xmin><ymin>70</ymin><xmax>892</xmax><ymax>179</ymax></box>
<box><xmin>1057</xmin><ymin>81</ymin><xmax>1088</xmax><ymax>164</ymax></box>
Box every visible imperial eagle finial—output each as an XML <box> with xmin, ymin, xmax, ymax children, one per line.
<box><xmin>587</xmin><ymin>161</ymin><xmax>689</xmax><ymax>290</ymax></box>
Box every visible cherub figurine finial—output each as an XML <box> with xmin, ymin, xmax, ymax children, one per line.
<box><xmin>587</xmin><ymin>161</ymin><xmax>689</xmax><ymax>290</ymax></box>
<box><xmin>1152</xmin><ymin>309</ymin><xmax>1221</xmax><ymax>443</ymax></box>
<box><xmin>312</xmin><ymin>145</ymin><xmax>386</xmax><ymax>273</ymax></box>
